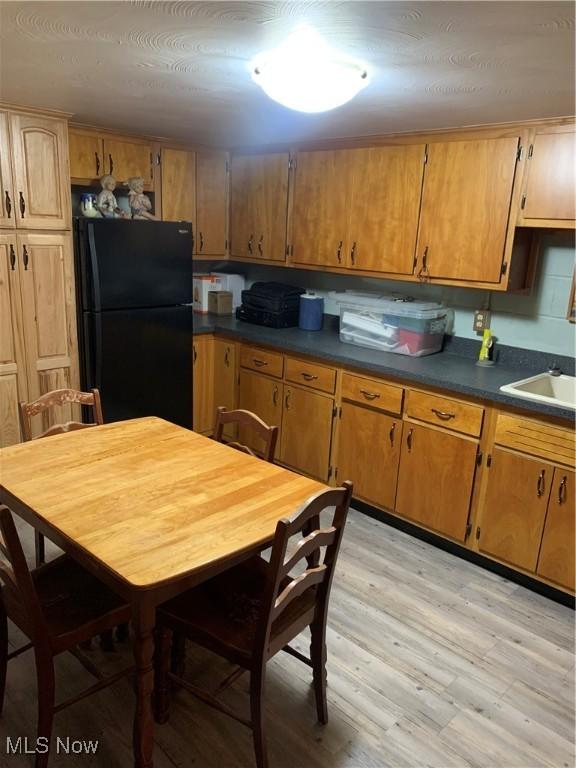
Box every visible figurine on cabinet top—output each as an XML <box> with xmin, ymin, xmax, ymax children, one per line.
<box><xmin>127</xmin><ymin>176</ymin><xmax>157</xmax><ymax>220</ymax></box>
<box><xmin>96</xmin><ymin>175</ymin><xmax>128</xmax><ymax>219</ymax></box>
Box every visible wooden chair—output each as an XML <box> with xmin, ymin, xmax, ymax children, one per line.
<box><xmin>18</xmin><ymin>388</ymin><xmax>104</xmax><ymax>567</ymax></box>
<box><xmin>154</xmin><ymin>481</ymin><xmax>353</xmax><ymax>768</ymax></box>
<box><xmin>213</xmin><ymin>406</ymin><xmax>279</xmax><ymax>463</ymax></box>
<box><xmin>0</xmin><ymin>505</ymin><xmax>132</xmax><ymax>768</ymax></box>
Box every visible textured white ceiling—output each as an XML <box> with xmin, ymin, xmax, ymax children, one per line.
<box><xmin>0</xmin><ymin>1</ymin><xmax>574</xmax><ymax>147</ymax></box>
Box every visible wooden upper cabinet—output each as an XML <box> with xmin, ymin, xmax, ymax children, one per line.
<box><xmin>478</xmin><ymin>448</ymin><xmax>553</xmax><ymax>572</ymax></box>
<box><xmin>521</xmin><ymin>129</ymin><xmax>576</xmax><ymax>223</ymax></box>
<box><xmin>0</xmin><ymin>233</ymin><xmax>27</xmax><ymax>446</ymax></box>
<box><xmin>196</xmin><ymin>150</ymin><xmax>228</xmax><ymax>256</ymax></box>
<box><xmin>9</xmin><ymin>113</ymin><xmax>71</xmax><ymax>230</ymax></box>
<box><xmin>536</xmin><ymin>468</ymin><xmax>575</xmax><ymax>591</ymax></box>
<box><xmin>102</xmin><ymin>138</ymin><xmax>153</xmax><ymax>186</ymax></box>
<box><xmin>291</xmin><ymin>150</ymin><xmax>352</xmax><ymax>268</ymax></box>
<box><xmin>395</xmin><ymin>423</ymin><xmax>477</xmax><ymax>542</ymax></box>
<box><xmin>161</xmin><ymin>148</ymin><xmax>195</xmax><ymax>225</ymax></box>
<box><xmin>415</xmin><ymin>136</ymin><xmax>519</xmax><ymax>283</ymax></box>
<box><xmin>230</xmin><ymin>153</ymin><xmax>289</xmax><ymax>261</ymax></box>
<box><xmin>16</xmin><ymin>232</ymin><xmax>79</xmax><ymax>434</ymax></box>
<box><xmin>69</xmin><ymin>130</ymin><xmax>104</xmax><ymax>181</ymax></box>
<box><xmin>0</xmin><ymin>113</ymin><xmax>15</xmax><ymax>228</ymax></box>
<box><xmin>348</xmin><ymin>145</ymin><xmax>425</xmax><ymax>275</ymax></box>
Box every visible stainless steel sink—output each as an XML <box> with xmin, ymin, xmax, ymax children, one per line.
<box><xmin>500</xmin><ymin>373</ymin><xmax>576</xmax><ymax>410</ymax></box>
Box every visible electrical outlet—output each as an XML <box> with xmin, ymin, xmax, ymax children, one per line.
<box><xmin>473</xmin><ymin>310</ymin><xmax>491</xmax><ymax>333</ymax></box>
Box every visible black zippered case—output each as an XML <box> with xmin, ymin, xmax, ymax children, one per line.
<box><xmin>240</xmin><ymin>282</ymin><xmax>305</xmax><ymax>313</ymax></box>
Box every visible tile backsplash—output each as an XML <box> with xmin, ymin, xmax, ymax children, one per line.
<box><xmin>196</xmin><ymin>231</ymin><xmax>576</xmax><ymax>358</ymax></box>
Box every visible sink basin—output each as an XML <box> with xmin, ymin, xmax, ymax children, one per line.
<box><xmin>500</xmin><ymin>373</ymin><xmax>576</xmax><ymax>410</ymax></box>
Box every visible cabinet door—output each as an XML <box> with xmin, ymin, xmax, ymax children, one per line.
<box><xmin>479</xmin><ymin>448</ymin><xmax>553</xmax><ymax>571</ymax></box>
<box><xmin>103</xmin><ymin>138</ymin><xmax>153</xmax><ymax>186</ymax></box>
<box><xmin>10</xmin><ymin>113</ymin><xmax>71</xmax><ymax>230</ymax></box>
<box><xmin>196</xmin><ymin>150</ymin><xmax>228</xmax><ymax>256</ymax></box>
<box><xmin>17</xmin><ymin>232</ymin><xmax>79</xmax><ymax>437</ymax></box>
<box><xmin>161</xmin><ymin>148</ymin><xmax>195</xmax><ymax>226</ymax></box>
<box><xmin>537</xmin><ymin>469</ymin><xmax>575</xmax><ymax>591</ymax></box>
<box><xmin>0</xmin><ymin>233</ymin><xmax>27</xmax><ymax>446</ymax></box>
<box><xmin>0</xmin><ymin>113</ymin><xmax>15</xmax><ymax>228</ymax></box>
<box><xmin>416</xmin><ymin>137</ymin><xmax>519</xmax><ymax>283</ymax></box>
<box><xmin>523</xmin><ymin>130</ymin><xmax>576</xmax><ymax>221</ymax></box>
<box><xmin>192</xmin><ymin>336</ymin><xmax>214</xmax><ymax>433</ymax></box>
<box><xmin>69</xmin><ymin>131</ymin><xmax>104</xmax><ymax>181</ymax></box>
<box><xmin>229</xmin><ymin>154</ymin><xmax>255</xmax><ymax>259</ymax></box>
<box><xmin>337</xmin><ymin>403</ymin><xmax>402</xmax><ymax>509</ymax></box>
<box><xmin>213</xmin><ymin>339</ymin><xmax>236</xmax><ymax>440</ymax></box>
<box><xmin>348</xmin><ymin>145</ymin><xmax>425</xmax><ymax>275</ymax></box>
<box><xmin>238</xmin><ymin>369</ymin><xmax>282</xmax><ymax>459</ymax></box>
<box><xmin>280</xmin><ymin>386</ymin><xmax>334</xmax><ymax>481</ymax></box>
<box><xmin>396</xmin><ymin>423</ymin><xmax>477</xmax><ymax>541</ymax></box>
<box><xmin>291</xmin><ymin>150</ymin><xmax>352</xmax><ymax>268</ymax></box>
<box><xmin>253</xmin><ymin>153</ymin><xmax>289</xmax><ymax>262</ymax></box>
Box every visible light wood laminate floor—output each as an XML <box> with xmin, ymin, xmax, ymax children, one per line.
<box><xmin>1</xmin><ymin>512</ymin><xmax>574</xmax><ymax>767</ymax></box>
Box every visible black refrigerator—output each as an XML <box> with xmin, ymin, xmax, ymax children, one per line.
<box><xmin>74</xmin><ymin>218</ymin><xmax>193</xmax><ymax>428</ymax></box>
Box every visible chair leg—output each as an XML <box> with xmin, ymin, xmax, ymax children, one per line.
<box><xmin>250</xmin><ymin>667</ymin><xmax>268</xmax><ymax>768</ymax></box>
<box><xmin>34</xmin><ymin>650</ymin><xmax>55</xmax><ymax>768</ymax></box>
<box><xmin>154</xmin><ymin>626</ymin><xmax>172</xmax><ymax>725</ymax></box>
<box><xmin>310</xmin><ymin>622</ymin><xmax>328</xmax><ymax>725</ymax></box>
<box><xmin>0</xmin><ymin>598</ymin><xmax>7</xmax><ymax>715</ymax></box>
<box><xmin>170</xmin><ymin>631</ymin><xmax>186</xmax><ymax>680</ymax></box>
<box><xmin>35</xmin><ymin>531</ymin><xmax>46</xmax><ymax>568</ymax></box>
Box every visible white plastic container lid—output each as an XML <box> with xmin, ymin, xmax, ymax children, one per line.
<box><xmin>331</xmin><ymin>291</ymin><xmax>447</xmax><ymax>319</ymax></box>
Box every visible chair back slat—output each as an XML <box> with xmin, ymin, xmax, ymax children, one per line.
<box><xmin>19</xmin><ymin>388</ymin><xmax>103</xmax><ymax>442</ymax></box>
<box><xmin>213</xmin><ymin>407</ymin><xmax>278</xmax><ymax>463</ymax></box>
<box><xmin>254</xmin><ymin>481</ymin><xmax>353</xmax><ymax>659</ymax></box>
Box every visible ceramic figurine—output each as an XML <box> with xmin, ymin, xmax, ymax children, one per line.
<box><xmin>96</xmin><ymin>175</ymin><xmax>127</xmax><ymax>218</ymax></box>
<box><xmin>127</xmin><ymin>176</ymin><xmax>157</xmax><ymax>220</ymax></box>
<box><xmin>79</xmin><ymin>193</ymin><xmax>101</xmax><ymax>218</ymax></box>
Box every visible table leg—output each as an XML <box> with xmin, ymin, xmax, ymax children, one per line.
<box><xmin>132</xmin><ymin>596</ymin><xmax>156</xmax><ymax>768</ymax></box>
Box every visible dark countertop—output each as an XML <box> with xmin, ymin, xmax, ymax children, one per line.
<box><xmin>193</xmin><ymin>315</ymin><xmax>575</xmax><ymax>423</ymax></box>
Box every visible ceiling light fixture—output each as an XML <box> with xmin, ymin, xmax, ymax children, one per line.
<box><xmin>251</xmin><ymin>26</ymin><xmax>369</xmax><ymax>113</ymax></box>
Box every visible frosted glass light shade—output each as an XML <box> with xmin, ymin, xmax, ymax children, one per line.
<box><xmin>251</xmin><ymin>27</ymin><xmax>369</xmax><ymax>113</ymax></box>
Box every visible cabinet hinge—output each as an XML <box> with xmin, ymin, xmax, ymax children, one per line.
<box><xmin>332</xmin><ymin>406</ymin><xmax>338</xmax><ymax>419</ymax></box>
<box><xmin>288</xmin><ymin>157</ymin><xmax>296</xmax><ymax>170</ymax></box>
<box><xmin>528</xmin><ymin>143</ymin><xmax>534</xmax><ymax>159</ymax></box>
<box><xmin>338</xmin><ymin>406</ymin><xmax>342</xmax><ymax>418</ymax></box>
<box><xmin>501</xmin><ymin>261</ymin><xmax>508</xmax><ymax>275</ymax></box>
<box><xmin>156</xmin><ymin>153</ymin><xmax>161</xmax><ymax>165</ymax></box>
<box><xmin>225</xmin><ymin>239</ymin><xmax>229</xmax><ymax>250</ymax></box>
<box><xmin>475</xmin><ymin>526</ymin><xmax>481</xmax><ymax>541</ymax></box>
<box><xmin>465</xmin><ymin>523</ymin><xmax>472</xmax><ymax>541</ymax></box>
<box><xmin>476</xmin><ymin>449</ymin><xmax>483</xmax><ymax>466</ymax></box>
<box><xmin>516</xmin><ymin>145</ymin><xmax>523</xmax><ymax>161</ymax></box>
<box><xmin>328</xmin><ymin>466</ymin><xmax>333</xmax><ymax>479</ymax></box>
<box><xmin>486</xmin><ymin>453</ymin><xmax>492</xmax><ymax>467</ymax></box>
<box><xmin>334</xmin><ymin>467</ymin><xmax>338</xmax><ymax>479</ymax></box>
<box><xmin>520</xmin><ymin>194</ymin><xmax>527</xmax><ymax>210</ymax></box>
<box><xmin>285</xmin><ymin>244</ymin><xmax>290</xmax><ymax>257</ymax></box>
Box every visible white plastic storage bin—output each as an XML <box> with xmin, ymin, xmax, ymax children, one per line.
<box><xmin>334</xmin><ymin>292</ymin><xmax>451</xmax><ymax>357</ymax></box>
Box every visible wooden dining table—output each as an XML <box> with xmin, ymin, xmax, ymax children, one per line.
<box><xmin>0</xmin><ymin>416</ymin><xmax>325</xmax><ymax>767</ymax></box>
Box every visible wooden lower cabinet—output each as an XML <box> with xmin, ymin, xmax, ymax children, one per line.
<box><xmin>337</xmin><ymin>402</ymin><xmax>402</xmax><ymax>509</ymax></box>
<box><xmin>536</xmin><ymin>469</ymin><xmax>575</xmax><ymax>590</ymax></box>
<box><xmin>237</xmin><ymin>369</ymin><xmax>282</xmax><ymax>459</ymax></box>
<box><xmin>395</xmin><ymin>423</ymin><xmax>477</xmax><ymax>541</ymax></box>
<box><xmin>280</xmin><ymin>385</ymin><xmax>334</xmax><ymax>482</ymax></box>
<box><xmin>478</xmin><ymin>448</ymin><xmax>553</xmax><ymax>571</ymax></box>
<box><xmin>213</xmin><ymin>339</ymin><xmax>236</xmax><ymax>440</ymax></box>
<box><xmin>192</xmin><ymin>336</ymin><xmax>214</xmax><ymax>433</ymax></box>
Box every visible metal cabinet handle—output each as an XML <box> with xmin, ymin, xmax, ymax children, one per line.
<box><xmin>360</xmin><ymin>389</ymin><xmax>380</xmax><ymax>401</ymax></box>
<box><xmin>199</xmin><ymin>232</ymin><xmax>204</xmax><ymax>253</ymax></box>
<box><xmin>537</xmin><ymin>469</ymin><xmax>546</xmax><ymax>498</ymax></box>
<box><xmin>9</xmin><ymin>244</ymin><xmax>16</xmax><ymax>270</ymax></box>
<box><xmin>389</xmin><ymin>422</ymin><xmax>396</xmax><ymax>446</ymax></box>
<box><xmin>22</xmin><ymin>244</ymin><xmax>29</xmax><ymax>270</ymax></box>
<box><xmin>418</xmin><ymin>246</ymin><xmax>429</xmax><ymax>280</ymax></box>
<box><xmin>248</xmin><ymin>235</ymin><xmax>253</xmax><ymax>255</ymax></box>
<box><xmin>95</xmin><ymin>152</ymin><xmax>100</xmax><ymax>176</ymax></box>
<box><xmin>4</xmin><ymin>191</ymin><xmax>11</xmax><ymax>218</ymax></box>
<box><xmin>336</xmin><ymin>240</ymin><xmax>343</xmax><ymax>264</ymax></box>
<box><xmin>301</xmin><ymin>372</ymin><xmax>318</xmax><ymax>381</ymax></box>
<box><xmin>109</xmin><ymin>154</ymin><xmax>114</xmax><ymax>174</ymax></box>
<box><xmin>431</xmin><ymin>408</ymin><xmax>455</xmax><ymax>421</ymax></box>
<box><xmin>272</xmin><ymin>386</ymin><xmax>279</xmax><ymax>406</ymax></box>
<box><xmin>258</xmin><ymin>235</ymin><xmax>263</xmax><ymax>256</ymax></box>
<box><xmin>285</xmin><ymin>390</ymin><xmax>291</xmax><ymax>410</ymax></box>
<box><xmin>558</xmin><ymin>475</ymin><xmax>567</xmax><ymax>505</ymax></box>
<box><xmin>224</xmin><ymin>348</ymin><xmax>230</xmax><ymax>367</ymax></box>
<box><xmin>350</xmin><ymin>241</ymin><xmax>357</xmax><ymax>266</ymax></box>
<box><xmin>193</xmin><ymin>345</ymin><xmax>197</xmax><ymax>364</ymax></box>
<box><xmin>19</xmin><ymin>192</ymin><xmax>25</xmax><ymax>217</ymax></box>
<box><xmin>407</xmin><ymin>428</ymin><xmax>413</xmax><ymax>451</ymax></box>
<box><xmin>253</xmin><ymin>358</ymin><xmax>267</xmax><ymax>367</ymax></box>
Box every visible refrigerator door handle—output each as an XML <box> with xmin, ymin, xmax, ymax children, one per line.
<box><xmin>94</xmin><ymin>313</ymin><xmax>103</xmax><ymax>390</ymax></box>
<box><xmin>84</xmin><ymin>313</ymin><xmax>103</xmax><ymax>390</ymax></box>
<box><xmin>87</xmin><ymin>222</ymin><xmax>102</xmax><ymax>312</ymax></box>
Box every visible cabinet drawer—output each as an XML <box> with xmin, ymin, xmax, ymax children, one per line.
<box><xmin>406</xmin><ymin>390</ymin><xmax>484</xmax><ymax>436</ymax></box>
<box><xmin>495</xmin><ymin>413</ymin><xmax>575</xmax><ymax>467</ymax></box>
<box><xmin>342</xmin><ymin>373</ymin><xmax>403</xmax><ymax>415</ymax></box>
<box><xmin>240</xmin><ymin>345</ymin><xmax>284</xmax><ymax>378</ymax></box>
<box><xmin>285</xmin><ymin>357</ymin><xmax>336</xmax><ymax>394</ymax></box>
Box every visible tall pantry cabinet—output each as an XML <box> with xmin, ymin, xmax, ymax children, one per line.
<box><xmin>0</xmin><ymin>106</ymin><xmax>78</xmax><ymax>446</ymax></box>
